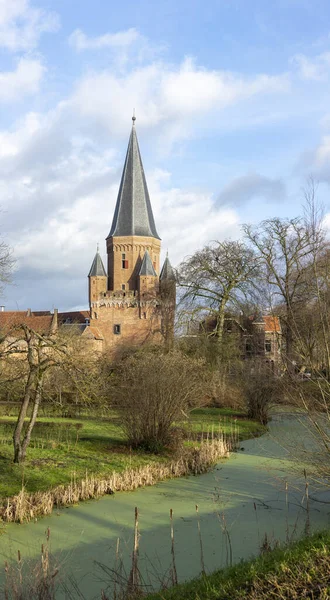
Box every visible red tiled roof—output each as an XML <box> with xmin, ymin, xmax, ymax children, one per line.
<box><xmin>88</xmin><ymin>327</ymin><xmax>104</xmax><ymax>340</ymax></box>
<box><xmin>81</xmin><ymin>326</ymin><xmax>104</xmax><ymax>340</ymax></box>
<box><xmin>263</xmin><ymin>316</ymin><xmax>281</xmax><ymax>333</ymax></box>
<box><xmin>0</xmin><ymin>312</ymin><xmax>54</xmax><ymax>334</ymax></box>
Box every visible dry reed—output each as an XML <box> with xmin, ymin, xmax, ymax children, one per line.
<box><xmin>0</xmin><ymin>436</ymin><xmax>232</xmax><ymax>523</ymax></box>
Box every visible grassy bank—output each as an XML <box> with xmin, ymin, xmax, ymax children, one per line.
<box><xmin>0</xmin><ymin>408</ymin><xmax>264</xmax><ymax>500</ymax></box>
<box><xmin>1</xmin><ymin>436</ymin><xmax>232</xmax><ymax>522</ymax></box>
<box><xmin>145</xmin><ymin>530</ymin><xmax>330</xmax><ymax>600</ymax></box>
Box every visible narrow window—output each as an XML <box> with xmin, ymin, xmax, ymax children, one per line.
<box><xmin>265</xmin><ymin>340</ymin><xmax>272</xmax><ymax>353</ymax></box>
<box><xmin>114</xmin><ymin>324</ymin><xmax>121</xmax><ymax>335</ymax></box>
<box><xmin>122</xmin><ymin>284</ymin><xmax>126</xmax><ymax>291</ymax></box>
<box><xmin>122</xmin><ymin>253</ymin><xmax>128</xmax><ymax>269</ymax></box>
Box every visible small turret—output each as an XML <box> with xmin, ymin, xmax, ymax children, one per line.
<box><xmin>139</xmin><ymin>249</ymin><xmax>157</xmax><ymax>277</ymax></box>
<box><xmin>160</xmin><ymin>254</ymin><xmax>176</xmax><ymax>282</ymax></box>
<box><xmin>159</xmin><ymin>254</ymin><xmax>176</xmax><ymax>349</ymax></box>
<box><xmin>88</xmin><ymin>245</ymin><xmax>107</xmax><ymax>306</ymax></box>
<box><xmin>138</xmin><ymin>250</ymin><xmax>158</xmax><ymax>295</ymax></box>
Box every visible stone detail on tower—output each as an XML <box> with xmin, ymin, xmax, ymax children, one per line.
<box><xmin>87</xmin><ymin>118</ymin><xmax>175</xmax><ymax>350</ymax></box>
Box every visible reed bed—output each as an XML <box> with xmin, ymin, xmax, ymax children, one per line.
<box><xmin>0</xmin><ymin>435</ymin><xmax>233</xmax><ymax>523</ymax></box>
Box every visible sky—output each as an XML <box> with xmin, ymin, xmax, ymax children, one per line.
<box><xmin>1</xmin><ymin>0</ymin><xmax>330</xmax><ymax>310</ymax></box>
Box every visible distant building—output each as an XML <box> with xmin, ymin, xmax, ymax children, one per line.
<box><xmin>245</xmin><ymin>314</ymin><xmax>282</xmax><ymax>366</ymax></box>
<box><xmin>202</xmin><ymin>312</ymin><xmax>282</xmax><ymax>365</ymax></box>
<box><xmin>0</xmin><ymin>118</ymin><xmax>176</xmax><ymax>352</ymax></box>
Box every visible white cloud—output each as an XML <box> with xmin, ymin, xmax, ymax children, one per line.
<box><xmin>147</xmin><ymin>170</ymin><xmax>241</xmax><ymax>265</ymax></box>
<box><xmin>0</xmin><ymin>58</ymin><xmax>45</xmax><ymax>103</ymax></box>
<box><xmin>300</xmin><ymin>135</ymin><xmax>330</xmax><ymax>183</ymax></box>
<box><xmin>0</xmin><ymin>112</ymin><xmax>42</xmax><ymax>158</ymax></box>
<box><xmin>313</xmin><ymin>135</ymin><xmax>330</xmax><ymax>165</ymax></box>
<box><xmin>291</xmin><ymin>51</ymin><xmax>330</xmax><ymax>81</ymax></box>
<box><xmin>68</xmin><ymin>27</ymin><xmax>140</xmax><ymax>51</ymax></box>
<box><xmin>218</xmin><ymin>173</ymin><xmax>286</xmax><ymax>207</ymax></box>
<box><xmin>0</xmin><ymin>28</ymin><xmax>301</xmax><ymax>309</ymax></box>
<box><xmin>11</xmin><ymin>168</ymin><xmax>240</xmax><ymax>285</ymax></box>
<box><xmin>161</xmin><ymin>58</ymin><xmax>289</xmax><ymax>116</ymax></box>
<box><xmin>0</xmin><ymin>0</ymin><xmax>59</xmax><ymax>52</ymax></box>
<box><xmin>70</xmin><ymin>57</ymin><xmax>289</xmax><ymax>143</ymax></box>
<box><xmin>0</xmin><ymin>102</ymin><xmax>241</xmax><ymax>310</ymax></box>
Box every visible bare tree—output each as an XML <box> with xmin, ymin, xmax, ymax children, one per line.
<box><xmin>178</xmin><ymin>240</ymin><xmax>260</xmax><ymax>343</ymax></box>
<box><xmin>1</xmin><ymin>323</ymin><xmax>99</xmax><ymax>463</ymax></box>
<box><xmin>0</xmin><ymin>236</ymin><xmax>14</xmax><ymax>296</ymax></box>
<box><xmin>243</xmin><ymin>215</ymin><xmax>323</xmax><ymax>368</ymax></box>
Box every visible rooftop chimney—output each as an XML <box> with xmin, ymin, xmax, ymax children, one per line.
<box><xmin>50</xmin><ymin>308</ymin><xmax>58</xmax><ymax>335</ymax></box>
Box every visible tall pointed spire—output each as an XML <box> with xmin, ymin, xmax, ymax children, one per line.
<box><xmin>107</xmin><ymin>118</ymin><xmax>160</xmax><ymax>239</ymax></box>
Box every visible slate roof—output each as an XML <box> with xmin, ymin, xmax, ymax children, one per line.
<box><xmin>107</xmin><ymin>123</ymin><xmax>160</xmax><ymax>239</ymax></box>
<box><xmin>88</xmin><ymin>250</ymin><xmax>107</xmax><ymax>277</ymax></box>
<box><xmin>252</xmin><ymin>310</ymin><xmax>264</xmax><ymax>324</ymax></box>
<box><xmin>58</xmin><ymin>311</ymin><xmax>90</xmax><ymax>324</ymax></box>
<box><xmin>160</xmin><ymin>256</ymin><xmax>176</xmax><ymax>281</ymax></box>
<box><xmin>139</xmin><ymin>250</ymin><xmax>157</xmax><ymax>277</ymax></box>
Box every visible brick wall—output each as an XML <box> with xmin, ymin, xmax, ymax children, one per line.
<box><xmin>106</xmin><ymin>235</ymin><xmax>161</xmax><ymax>291</ymax></box>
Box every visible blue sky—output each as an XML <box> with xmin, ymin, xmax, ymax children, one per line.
<box><xmin>1</xmin><ymin>0</ymin><xmax>330</xmax><ymax>310</ymax></box>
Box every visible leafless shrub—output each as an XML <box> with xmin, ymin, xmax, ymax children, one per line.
<box><xmin>242</xmin><ymin>363</ymin><xmax>281</xmax><ymax>425</ymax></box>
<box><xmin>206</xmin><ymin>370</ymin><xmax>245</xmax><ymax>410</ymax></box>
<box><xmin>112</xmin><ymin>349</ymin><xmax>209</xmax><ymax>452</ymax></box>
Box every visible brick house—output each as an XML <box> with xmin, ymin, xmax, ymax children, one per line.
<box><xmin>202</xmin><ymin>312</ymin><xmax>282</xmax><ymax>365</ymax></box>
<box><xmin>244</xmin><ymin>313</ymin><xmax>282</xmax><ymax>366</ymax></box>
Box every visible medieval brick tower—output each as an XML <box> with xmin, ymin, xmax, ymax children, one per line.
<box><xmin>88</xmin><ymin>117</ymin><xmax>176</xmax><ymax>350</ymax></box>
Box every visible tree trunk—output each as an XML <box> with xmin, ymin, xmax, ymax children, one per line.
<box><xmin>284</xmin><ymin>308</ymin><xmax>296</xmax><ymax>374</ymax></box>
<box><xmin>19</xmin><ymin>376</ymin><xmax>43</xmax><ymax>463</ymax></box>
<box><xmin>13</xmin><ymin>369</ymin><xmax>36</xmax><ymax>464</ymax></box>
<box><xmin>215</xmin><ymin>299</ymin><xmax>227</xmax><ymax>343</ymax></box>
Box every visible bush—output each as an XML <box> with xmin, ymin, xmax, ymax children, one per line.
<box><xmin>206</xmin><ymin>370</ymin><xmax>245</xmax><ymax>410</ymax></box>
<box><xmin>112</xmin><ymin>349</ymin><xmax>209</xmax><ymax>452</ymax></box>
<box><xmin>242</xmin><ymin>364</ymin><xmax>281</xmax><ymax>425</ymax></box>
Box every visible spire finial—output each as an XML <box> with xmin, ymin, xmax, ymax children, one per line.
<box><xmin>166</xmin><ymin>249</ymin><xmax>169</xmax><ymax>258</ymax></box>
<box><xmin>97</xmin><ymin>243</ymin><xmax>99</xmax><ymax>253</ymax></box>
<box><xmin>132</xmin><ymin>108</ymin><xmax>136</xmax><ymax>126</ymax></box>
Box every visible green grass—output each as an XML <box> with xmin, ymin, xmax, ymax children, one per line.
<box><xmin>145</xmin><ymin>530</ymin><xmax>330</xmax><ymax>600</ymax></box>
<box><xmin>0</xmin><ymin>408</ymin><xmax>264</xmax><ymax>499</ymax></box>
<box><xmin>186</xmin><ymin>408</ymin><xmax>266</xmax><ymax>440</ymax></box>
